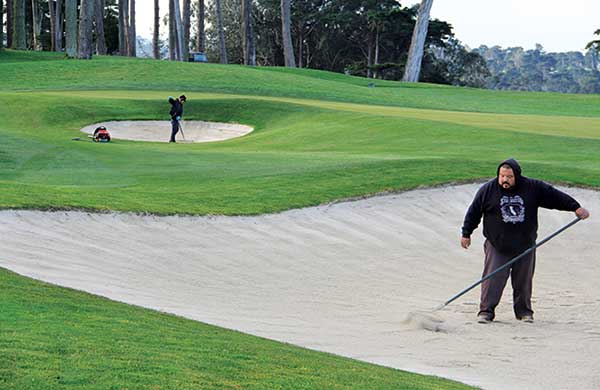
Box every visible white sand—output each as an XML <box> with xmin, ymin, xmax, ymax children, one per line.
<box><xmin>1</xmin><ymin>183</ymin><xmax>599</xmax><ymax>390</ymax></box>
<box><xmin>81</xmin><ymin>121</ymin><xmax>253</xmax><ymax>143</ymax></box>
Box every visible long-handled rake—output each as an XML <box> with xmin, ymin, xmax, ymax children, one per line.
<box><xmin>406</xmin><ymin>217</ymin><xmax>582</xmax><ymax>331</ymax></box>
<box><xmin>178</xmin><ymin>121</ymin><xmax>186</xmax><ymax>141</ymax></box>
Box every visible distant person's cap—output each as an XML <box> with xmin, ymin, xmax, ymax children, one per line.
<box><xmin>179</xmin><ymin>95</ymin><xmax>187</xmax><ymax>102</ymax></box>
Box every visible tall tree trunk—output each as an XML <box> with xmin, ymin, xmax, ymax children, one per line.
<box><xmin>373</xmin><ymin>28</ymin><xmax>380</xmax><ymax>79</ymax></box>
<box><xmin>95</xmin><ymin>0</ymin><xmax>107</xmax><ymax>55</ymax></box>
<box><xmin>65</xmin><ymin>0</ymin><xmax>77</xmax><ymax>57</ymax></box>
<box><xmin>168</xmin><ymin>0</ymin><xmax>175</xmax><ymax>60</ymax></box>
<box><xmin>6</xmin><ymin>0</ymin><xmax>13</xmax><ymax>48</ymax></box>
<box><xmin>215</xmin><ymin>0</ymin><xmax>229</xmax><ymax>64</ymax></box>
<box><xmin>118</xmin><ymin>0</ymin><xmax>126</xmax><ymax>55</ymax></box>
<box><xmin>153</xmin><ymin>0</ymin><xmax>159</xmax><ymax>58</ymax></box>
<box><xmin>77</xmin><ymin>0</ymin><xmax>94</xmax><ymax>59</ymax></box>
<box><xmin>118</xmin><ymin>0</ymin><xmax>124</xmax><ymax>54</ymax></box>
<box><xmin>296</xmin><ymin>25</ymin><xmax>303</xmax><ymax>68</ymax></box>
<box><xmin>0</xmin><ymin>0</ymin><xmax>3</xmax><ymax>50</ymax></box>
<box><xmin>121</xmin><ymin>0</ymin><xmax>129</xmax><ymax>54</ymax></box>
<box><xmin>182</xmin><ymin>0</ymin><xmax>190</xmax><ymax>58</ymax></box>
<box><xmin>366</xmin><ymin>30</ymin><xmax>373</xmax><ymax>78</ymax></box>
<box><xmin>128</xmin><ymin>0</ymin><xmax>135</xmax><ymax>56</ymax></box>
<box><xmin>281</xmin><ymin>0</ymin><xmax>295</xmax><ymax>67</ymax></box>
<box><xmin>54</xmin><ymin>0</ymin><xmax>63</xmax><ymax>51</ymax></box>
<box><xmin>215</xmin><ymin>0</ymin><xmax>227</xmax><ymax>63</ymax></box>
<box><xmin>31</xmin><ymin>0</ymin><xmax>43</xmax><ymax>50</ymax></box>
<box><xmin>403</xmin><ymin>0</ymin><xmax>433</xmax><ymax>82</ymax></box>
<box><xmin>173</xmin><ymin>0</ymin><xmax>184</xmax><ymax>61</ymax></box>
<box><xmin>49</xmin><ymin>0</ymin><xmax>55</xmax><ymax>50</ymax></box>
<box><xmin>195</xmin><ymin>0</ymin><xmax>205</xmax><ymax>53</ymax></box>
<box><xmin>12</xmin><ymin>0</ymin><xmax>26</xmax><ymax>49</ymax></box>
<box><xmin>241</xmin><ymin>0</ymin><xmax>255</xmax><ymax>65</ymax></box>
<box><xmin>306</xmin><ymin>36</ymin><xmax>311</xmax><ymax>67</ymax></box>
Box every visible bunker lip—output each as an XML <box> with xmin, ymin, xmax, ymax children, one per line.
<box><xmin>81</xmin><ymin>120</ymin><xmax>254</xmax><ymax>143</ymax></box>
<box><xmin>1</xmin><ymin>183</ymin><xmax>599</xmax><ymax>390</ymax></box>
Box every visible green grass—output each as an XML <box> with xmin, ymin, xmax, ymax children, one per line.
<box><xmin>3</xmin><ymin>50</ymin><xmax>600</xmax><ymax>116</ymax></box>
<box><xmin>1</xmin><ymin>48</ymin><xmax>599</xmax><ymax>389</ymax></box>
<box><xmin>0</xmin><ymin>268</ymin><xmax>473</xmax><ymax>390</ymax></box>
<box><xmin>0</xmin><ymin>87</ymin><xmax>599</xmax><ymax>214</ymax></box>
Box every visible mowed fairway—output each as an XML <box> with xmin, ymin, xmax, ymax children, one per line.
<box><xmin>1</xmin><ymin>51</ymin><xmax>600</xmax><ymax>215</ymax></box>
<box><xmin>1</xmin><ymin>50</ymin><xmax>600</xmax><ymax>389</ymax></box>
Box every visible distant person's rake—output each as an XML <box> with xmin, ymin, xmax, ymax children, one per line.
<box><xmin>405</xmin><ymin>217</ymin><xmax>582</xmax><ymax>332</ymax></box>
<box><xmin>178</xmin><ymin>121</ymin><xmax>186</xmax><ymax>141</ymax></box>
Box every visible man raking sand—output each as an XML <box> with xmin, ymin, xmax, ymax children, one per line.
<box><xmin>407</xmin><ymin>158</ymin><xmax>590</xmax><ymax>331</ymax></box>
<box><xmin>405</xmin><ymin>215</ymin><xmax>583</xmax><ymax>332</ymax></box>
<box><xmin>462</xmin><ymin>158</ymin><xmax>589</xmax><ymax>323</ymax></box>
<box><xmin>168</xmin><ymin>95</ymin><xmax>187</xmax><ymax>143</ymax></box>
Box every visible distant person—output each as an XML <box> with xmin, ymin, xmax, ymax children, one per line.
<box><xmin>168</xmin><ymin>95</ymin><xmax>187</xmax><ymax>143</ymax></box>
<box><xmin>461</xmin><ymin>158</ymin><xmax>589</xmax><ymax>324</ymax></box>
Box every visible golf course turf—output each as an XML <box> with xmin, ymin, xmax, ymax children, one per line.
<box><xmin>1</xmin><ymin>49</ymin><xmax>599</xmax><ymax>389</ymax></box>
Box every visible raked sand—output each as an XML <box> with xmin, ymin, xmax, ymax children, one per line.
<box><xmin>81</xmin><ymin>120</ymin><xmax>253</xmax><ymax>143</ymax></box>
<box><xmin>1</xmin><ymin>183</ymin><xmax>599</xmax><ymax>390</ymax></box>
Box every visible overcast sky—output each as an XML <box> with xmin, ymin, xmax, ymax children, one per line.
<box><xmin>137</xmin><ymin>0</ymin><xmax>600</xmax><ymax>53</ymax></box>
<box><xmin>426</xmin><ymin>0</ymin><xmax>600</xmax><ymax>52</ymax></box>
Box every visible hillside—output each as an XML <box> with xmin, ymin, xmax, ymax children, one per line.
<box><xmin>1</xmin><ymin>50</ymin><xmax>599</xmax><ymax>215</ymax></box>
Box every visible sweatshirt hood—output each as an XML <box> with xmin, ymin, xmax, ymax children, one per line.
<box><xmin>497</xmin><ymin>158</ymin><xmax>522</xmax><ymax>186</ymax></box>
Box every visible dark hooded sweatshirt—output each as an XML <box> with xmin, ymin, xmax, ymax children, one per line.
<box><xmin>461</xmin><ymin>159</ymin><xmax>580</xmax><ymax>255</ymax></box>
<box><xmin>169</xmin><ymin>97</ymin><xmax>184</xmax><ymax>120</ymax></box>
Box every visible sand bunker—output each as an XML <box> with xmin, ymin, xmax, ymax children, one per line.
<box><xmin>81</xmin><ymin>121</ymin><xmax>253</xmax><ymax>143</ymax></box>
<box><xmin>1</xmin><ymin>184</ymin><xmax>599</xmax><ymax>390</ymax></box>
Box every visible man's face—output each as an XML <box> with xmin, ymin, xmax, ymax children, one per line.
<box><xmin>498</xmin><ymin>166</ymin><xmax>515</xmax><ymax>189</ymax></box>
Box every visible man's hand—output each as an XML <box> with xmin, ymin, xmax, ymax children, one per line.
<box><xmin>576</xmin><ymin>207</ymin><xmax>590</xmax><ymax>220</ymax></box>
<box><xmin>461</xmin><ymin>237</ymin><xmax>471</xmax><ymax>249</ymax></box>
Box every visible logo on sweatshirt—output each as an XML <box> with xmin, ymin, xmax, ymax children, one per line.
<box><xmin>500</xmin><ymin>195</ymin><xmax>525</xmax><ymax>224</ymax></box>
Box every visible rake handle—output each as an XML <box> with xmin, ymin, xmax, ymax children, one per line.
<box><xmin>440</xmin><ymin>217</ymin><xmax>582</xmax><ymax>309</ymax></box>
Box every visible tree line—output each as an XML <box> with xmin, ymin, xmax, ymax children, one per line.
<box><xmin>475</xmin><ymin>44</ymin><xmax>600</xmax><ymax>94</ymax></box>
<box><xmin>1</xmin><ymin>0</ymin><xmax>490</xmax><ymax>85</ymax></box>
<box><xmin>1</xmin><ymin>0</ymin><xmax>153</xmax><ymax>59</ymax></box>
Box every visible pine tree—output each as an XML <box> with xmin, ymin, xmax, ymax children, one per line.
<box><xmin>241</xmin><ymin>0</ymin><xmax>255</xmax><ymax>65</ymax></box>
<box><xmin>153</xmin><ymin>0</ymin><xmax>160</xmax><ymax>58</ymax></box>
<box><xmin>65</xmin><ymin>0</ymin><xmax>78</xmax><ymax>57</ymax></box>
<box><xmin>216</xmin><ymin>0</ymin><xmax>227</xmax><ymax>63</ymax></box>
<box><xmin>95</xmin><ymin>0</ymin><xmax>107</xmax><ymax>55</ymax></box>
<box><xmin>128</xmin><ymin>0</ymin><xmax>136</xmax><ymax>56</ymax></box>
<box><xmin>77</xmin><ymin>0</ymin><xmax>95</xmax><ymax>59</ymax></box>
<box><xmin>1</xmin><ymin>0</ymin><xmax>4</xmax><ymax>50</ymax></box>
<box><xmin>196</xmin><ymin>0</ymin><xmax>205</xmax><ymax>53</ymax></box>
<box><xmin>281</xmin><ymin>0</ymin><xmax>295</xmax><ymax>67</ymax></box>
<box><xmin>12</xmin><ymin>0</ymin><xmax>26</xmax><ymax>50</ymax></box>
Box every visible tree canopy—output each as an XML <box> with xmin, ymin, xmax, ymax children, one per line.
<box><xmin>3</xmin><ymin>0</ymin><xmax>490</xmax><ymax>86</ymax></box>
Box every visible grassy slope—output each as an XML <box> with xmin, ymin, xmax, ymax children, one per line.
<box><xmin>2</xmin><ymin>50</ymin><xmax>600</xmax><ymax>116</ymax></box>
<box><xmin>2</xmin><ymin>91</ymin><xmax>599</xmax><ymax>214</ymax></box>
<box><xmin>0</xmin><ymin>268</ymin><xmax>472</xmax><ymax>390</ymax></box>
<box><xmin>1</xmin><ymin>49</ymin><xmax>599</xmax><ymax>389</ymax></box>
<box><xmin>1</xmin><ymin>51</ymin><xmax>599</xmax><ymax>214</ymax></box>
